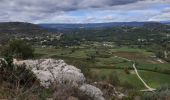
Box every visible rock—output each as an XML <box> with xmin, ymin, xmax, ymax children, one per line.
<box><xmin>67</xmin><ymin>96</ymin><xmax>79</xmax><ymax>100</ymax></box>
<box><xmin>0</xmin><ymin>58</ymin><xmax>7</xmax><ymax>67</ymax></box>
<box><xmin>80</xmin><ymin>84</ymin><xmax>105</xmax><ymax>100</ymax></box>
<box><xmin>13</xmin><ymin>59</ymin><xmax>105</xmax><ymax>100</ymax></box>
<box><xmin>14</xmin><ymin>59</ymin><xmax>85</xmax><ymax>87</ymax></box>
<box><xmin>117</xmin><ymin>93</ymin><xmax>126</xmax><ymax>99</ymax></box>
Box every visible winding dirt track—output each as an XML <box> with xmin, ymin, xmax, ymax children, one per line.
<box><xmin>132</xmin><ymin>63</ymin><xmax>156</xmax><ymax>91</ymax></box>
<box><xmin>114</xmin><ymin>56</ymin><xmax>156</xmax><ymax>92</ymax></box>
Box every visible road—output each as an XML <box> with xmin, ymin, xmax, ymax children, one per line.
<box><xmin>132</xmin><ymin>63</ymin><xmax>156</xmax><ymax>91</ymax></box>
<box><xmin>114</xmin><ymin>56</ymin><xmax>156</xmax><ymax>92</ymax></box>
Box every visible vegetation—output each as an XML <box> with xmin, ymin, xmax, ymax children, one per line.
<box><xmin>33</xmin><ymin>45</ymin><xmax>170</xmax><ymax>90</ymax></box>
<box><xmin>0</xmin><ymin>55</ymin><xmax>38</xmax><ymax>99</ymax></box>
<box><xmin>0</xmin><ymin>22</ymin><xmax>170</xmax><ymax>99</ymax></box>
<box><xmin>1</xmin><ymin>39</ymin><xmax>34</xmax><ymax>59</ymax></box>
<box><xmin>0</xmin><ymin>53</ymin><xmax>91</xmax><ymax>100</ymax></box>
<box><xmin>142</xmin><ymin>85</ymin><xmax>170</xmax><ymax>100</ymax></box>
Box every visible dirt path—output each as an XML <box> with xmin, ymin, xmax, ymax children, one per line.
<box><xmin>132</xmin><ymin>63</ymin><xmax>156</xmax><ymax>91</ymax></box>
<box><xmin>114</xmin><ymin>56</ymin><xmax>156</xmax><ymax>92</ymax></box>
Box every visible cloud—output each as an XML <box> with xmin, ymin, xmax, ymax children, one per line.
<box><xmin>0</xmin><ymin>0</ymin><xmax>169</xmax><ymax>23</ymax></box>
<box><xmin>149</xmin><ymin>7</ymin><xmax>170</xmax><ymax>21</ymax></box>
<box><xmin>0</xmin><ymin>0</ymin><xmax>143</xmax><ymax>12</ymax></box>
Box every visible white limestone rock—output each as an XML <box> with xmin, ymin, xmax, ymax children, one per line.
<box><xmin>80</xmin><ymin>84</ymin><xmax>105</xmax><ymax>100</ymax></box>
<box><xmin>13</xmin><ymin>59</ymin><xmax>105</xmax><ymax>100</ymax></box>
<box><xmin>0</xmin><ymin>58</ymin><xmax>7</xmax><ymax>67</ymax></box>
<box><xmin>14</xmin><ymin>59</ymin><xmax>85</xmax><ymax>87</ymax></box>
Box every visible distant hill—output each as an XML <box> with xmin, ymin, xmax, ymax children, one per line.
<box><xmin>0</xmin><ymin>21</ymin><xmax>169</xmax><ymax>45</ymax></box>
<box><xmin>39</xmin><ymin>21</ymin><xmax>170</xmax><ymax>31</ymax></box>
<box><xmin>0</xmin><ymin>22</ymin><xmax>56</xmax><ymax>44</ymax></box>
<box><xmin>39</xmin><ymin>22</ymin><xmax>146</xmax><ymax>31</ymax></box>
<box><xmin>143</xmin><ymin>22</ymin><xmax>170</xmax><ymax>32</ymax></box>
<box><xmin>0</xmin><ymin>22</ymin><xmax>53</xmax><ymax>35</ymax></box>
<box><xmin>161</xmin><ymin>21</ymin><xmax>170</xmax><ymax>25</ymax></box>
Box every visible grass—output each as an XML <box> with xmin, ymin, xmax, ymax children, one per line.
<box><xmin>35</xmin><ymin>46</ymin><xmax>170</xmax><ymax>72</ymax></box>
<box><xmin>139</xmin><ymin>70</ymin><xmax>170</xmax><ymax>88</ymax></box>
<box><xmin>136</xmin><ymin>62</ymin><xmax>170</xmax><ymax>73</ymax></box>
<box><xmin>91</xmin><ymin>68</ymin><xmax>170</xmax><ymax>89</ymax></box>
<box><xmin>91</xmin><ymin>68</ymin><xmax>144</xmax><ymax>89</ymax></box>
<box><xmin>114</xmin><ymin>62</ymin><xmax>170</xmax><ymax>74</ymax></box>
<box><xmin>35</xmin><ymin>47</ymin><xmax>88</xmax><ymax>58</ymax></box>
<box><xmin>110</xmin><ymin>46</ymin><xmax>154</xmax><ymax>56</ymax></box>
<box><xmin>34</xmin><ymin>46</ymin><xmax>170</xmax><ymax>89</ymax></box>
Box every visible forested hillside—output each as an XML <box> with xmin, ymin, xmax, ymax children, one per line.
<box><xmin>61</xmin><ymin>22</ymin><xmax>170</xmax><ymax>45</ymax></box>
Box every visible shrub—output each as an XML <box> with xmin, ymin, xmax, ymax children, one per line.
<box><xmin>155</xmin><ymin>51</ymin><xmax>164</xmax><ymax>58</ymax></box>
<box><xmin>86</xmin><ymin>53</ymin><xmax>96</xmax><ymax>63</ymax></box>
<box><xmin>80</xmin><ymin>66</ymin><xmax>91</xmax><ymax>78</ymax></box>
<box><xmin>0</xmin><ymin>56</ymin><xmax>39</xmax><ymax>99</ymax></box>
<box><xmin>124</xmin><ymin>67</ymin><xmax>130</xmax><ymax>74</ymax></box>
<box><xmin>1</xmin><ymin>39</ymin><xmax>34</xmax><ymax>59</ymax></box>
<box><xmin>101</xmin><ymin>75</ymin><xmax>107</xmax><ymax>80</ymax></box>
<box><xmin>0</xmin><ymin>56</ymin><xmax>37</xmax><ymax>88</ymax></box>
<box><xmin>142</xmin><ymin>85</ymin><xmax>170</xmax><ymax>100</ymax></box>
<box><xmin>49</xmin><ymin>83</ymin><xmax>91</xmax><ymax>100</ymax></box>
<box><xmin>108</xmin><ymin>72</ymin><xmax>120</xmax><ymax>86</ymax></box>
<box><xmin>121</xmin><ymin>81</ymin><xmax>134</xmax><ymax>89</ymax></box>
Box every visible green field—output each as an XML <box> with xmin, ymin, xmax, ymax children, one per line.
<box><xmin>34</xmin><ymin>45</ymin><xmax>170</xmax><ymax>90</ymax></box>
<box><xmin>91</xmin><ymin>68</ymin><xmax>170</xmax><ymax>89</ymax></box>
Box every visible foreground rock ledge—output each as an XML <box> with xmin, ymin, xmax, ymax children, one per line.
<box><xmin>12</xmin><ymin>58</ymin><xmax>105</xmax><ymax>100</ymax></box>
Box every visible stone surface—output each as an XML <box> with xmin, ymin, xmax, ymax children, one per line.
<box><xmin>67</xmin><ymin>96</ymin><xmax>79</xmax><ymax>100</ymax></box>
<box><xmin>14</xmin><ymin>59</ymin><xmax>85</xmax><ymax>87</ymax></box>
<box><xmin>0</xmin><ymin>58</ymin><xmax>7</xmax><ymax>67</ymax></box>
<box><xmin>13</xmin><ymin>58</ymin><xmax>105</xmax><ymax>100</ymax></box>
<box><xmin>80</xmin><ymin>84</ymin><xmax>105</xmax><ymax>100</ymax></box>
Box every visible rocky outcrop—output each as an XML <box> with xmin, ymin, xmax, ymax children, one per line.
<box><xmin>92</xmin><ymin>81</ymin><xmax>126</xmax><ymax>99</ymax></box>
<box><xmin>80</xmin><ymin>84</ymin><xmax>105</xmax><ymax>100</ymax></box>
<box><xmin>13</xmin><ymin>59</ymin><xmax>105</xmax><ymax>100</ymax></box>
<box><xmin>14</xmin><ymin>59</ymin><xmax>85</xmax><ymax>87</ymax></box>
<box><xmin>0</xmin><ymin>58</ymin><xmax>7</xmax><ymax>67</ymax></box>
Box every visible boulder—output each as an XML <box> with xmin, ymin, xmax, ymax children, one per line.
<box><xmin>13</xmin><ymin>59</ymin><xmax>105</xmax><ymax>100</ymax></box>
<box><xmin>80</xmin><ymin>84</ymin><xmax>105</xmax><ymax>100</ymax></box>
<box><xmin>14</xmin><ymin>59</ymin><xmax>85</xmax><ymax>87</ymax></box>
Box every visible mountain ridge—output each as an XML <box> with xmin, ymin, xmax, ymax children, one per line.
<box><xmin>39</xmin><ymin>21</ymin><xmax>170</xmax><ymax>31</ymax></box>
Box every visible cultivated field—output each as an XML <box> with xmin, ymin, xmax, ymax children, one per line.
<box><xmin>34</xmin><ymin>44</ymin><xmax>170</xmax><ymax>90</ymax></box>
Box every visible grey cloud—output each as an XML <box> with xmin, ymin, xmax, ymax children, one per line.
<box><xmin>163</xmin><ymin>8</ymin><xmax>170</xmax><ymax>13</ymax></box>
<box><xmin>0</xmin><ymin>0</ymin><xmax>169</xmax><ymax>23</ymax></box>
<box><xmin>149</xmin><ymin>7</ymin><xmax>170</xmax><ymax>21</ymax></box>
<box><xmin>0</xmin><ymin>0</ymin><xmax>144</xmax><ymax>23</ymax></box>
<box><xmin>0</xmin><ymin>0</ymin><xmax>143</xmax><ymax>12</ymax></box>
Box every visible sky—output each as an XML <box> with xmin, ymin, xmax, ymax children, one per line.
<box><xmin>0</xmin><ymin>0</ymin><xmax>170</xmax><ymax>23</ymax></box>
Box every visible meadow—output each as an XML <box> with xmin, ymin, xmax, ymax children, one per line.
<box><xmin>34</xmin><ymin>44</ymin><xmax>170</xmax><ymax>90</ymax></box>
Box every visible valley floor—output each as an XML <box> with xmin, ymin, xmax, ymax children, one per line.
<box><xmin>34</xmin><ymin>44</ymin><xmax>170</xmax><ymax>90</ymax></box>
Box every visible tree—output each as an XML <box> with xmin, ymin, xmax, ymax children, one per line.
<box><xmin>86</xmin><ymin>53</ymin><xmax>96</xmax><ymax>63</ymax></box>
<box><xmin>1</xmin><ymin>39</ymin><xmax>34</xmax><ymax>59</ymax></box>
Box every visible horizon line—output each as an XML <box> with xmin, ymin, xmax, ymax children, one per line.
<box><xmin>0</xmin><ymin>20</ymin><xmax>169</xmax><ymax>24</ymax></box>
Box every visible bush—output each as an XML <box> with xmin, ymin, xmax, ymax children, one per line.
<box><xmin>124</xmin><ymin>67</ymin><xmax>130</xmax><ymax>74</ymax></box>
<box><xmin>142</xmin><ymin>85</ymin><xmax>170</xmax><ymax>100</ymax></box>
<box><xmin>86</xmin><ymin>53</ymin><xmax>96</xmax><ymax>63</ymax></box>
<box><xmin>155</xmin><ymin>51</ymin><xmax>164</xmax><ymax>58</ymax></box>
<box><xmin>71</xmin><ymin>61</ymin><xmax>92</xmax><ymax>78</ymax></box>
<box><xmin>108</xmin><ymin>72</ymin><xmax>120</xmax><ymax>86</ymax></box>
<box><xmin>0</xmin><ymin>56</ymin><xmax>39</xmax><ymax>99</ymax></box>
<box><xmin>51</xmin><ymin>83</ymin><xmax>92</xmax><ymax>100</ymax></box>
<box><xmin>0</xmin><ymin>56</ymin><xmax>37</xmax><ymax>88</ymax></box>
<box><xmin>101</xmin><ymin>75</ymin><xmax>107</xmax><ymax>80</ymax></box>
<box><xmin>1</xmin><ymin>39</ymin><xmax>34</xmax><ymax>59</ymax></box>
<box><xmin>121</xmin><ymin>81</ymin><xmax>134</xmax><ymax>89</ymax></box>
